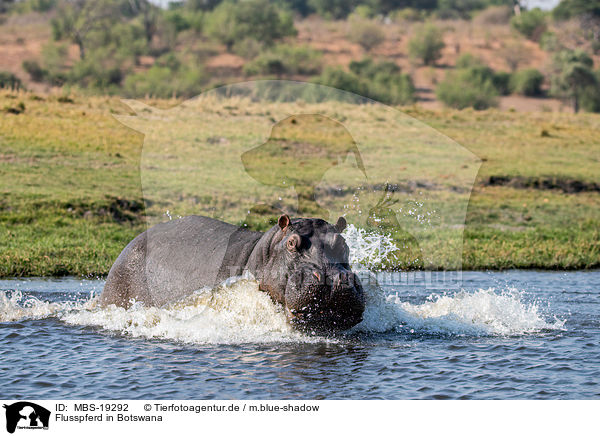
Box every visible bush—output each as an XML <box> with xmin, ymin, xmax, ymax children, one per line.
<box><xmin>69</xmin><ymin>53</ymin><xmax>124</xmax><ymax>92</ymax></box>
<box><xmin>348</xmin><ymin>17</ymin><xmax>385</xmax><ymax>52</ymax></box>
<box><xmin>580</xmin><ymin>70</ymin><xmax>600</xmax><ymax>113</ymax></box>
<box><xmin>435</xmin><ymin>0</ymin><xmax>494</xmax><ymax>20</ymax></box>
<box><xmin>307</xmin><ymin>0</ymin><xmax>361</xmax><ymax>19</ymax></box>
<box><xmin>550</xmin><ymin>49</ymin><xmax>597</xmax><ymax>113</ymax></box>
<box><xmin>349</xmin><ymin>58</ymin><xmax>400</xmax><ymax>77</ymax></box>
<box><xmin>367</xmin><ymin>71</ymin><xmax>415</xmax><ymax>105</ymax></box>
<box><xmin>436</xmin><ymin>68</ymin><xmax>499</xmax><ymax>110</ymax></box>
<box><xmin>22</xmin><ymin>60</ymin><xmax>46</xmax><ymax>82</ymax></box>
<box><xmin>11</xmin><ymin>0</ymin><xmax>56</xmax><ymax>13</ymax></box>
<box><xmin>500</xmin><ymin>41</ymin><xmax>532</xmax><ymax>71</ymax></box>
<box><xmin>510</xmin><ymin>8</ymin><xmax>547</xmax><ymax>41</ymax></box>
<box><xmin>123</xmin><ymin>63</ymin><xmax>207</xmax><ymax>98</ymax></box>
<box><xmin>0</xmin><ymin>71</ymin><xmax>23</xmax><ymax>90</ymax></box>
<box><xmin>314</xmin><ymin>59</ymin><xmax>415</xmax><ymax>105</ymax></box>
<box><xmin>408</xmin><ymin>22</ymin><xmax>445</xmax><ymax>66</ymax></box>
<box><xmin>454</xmin><ymin>54</ymin><xmax>512</xmax><ymax>95</ymax></box>
<box><xmin>163</xmin><ymin>9</ymin><xmax>203</xmax><ymax>33</ymax></box>
<box><xmin>36</xmin><ymin>43</ymin><xmax>69</xmax><ymax>86</ymax></box>
<box><xmin>389</xmin><ymin>8</ymin><xmax>427</xmax><ymax>23</ymax></box>
<box><xmin>205</xmin><ymin>0</ymin><xmax>296</xmax><ymax>50</ymax></box>
<box><xmin>311</xmin><ymin>67</ymin><xmax>369</xmax><ymax>97</ymax></box>
<box><xmin>243</xmin><ymin>44</ymin><xmax>322</xmax><ymax>76</ymax></box>
<box><xmin>455</xmin><ymin>53</ymin><xmax>485</xmax><ymax>69</ymax></box>
<box><xmin>510</xmin><ymin>68</ymin><xmax>544</xmax><ymax>96</ymax></box>
<box><xmin>492</xmin><ymin>71</ymin><xmax>512</xmax><ymax>96</ymax></box>
<box><xmin>474</xmin><ymin>5</ymin><xmax>512</xmax><ymax>25</ymax></box>
<box><xmin>353</xmin><ymin>4</ymin><xmax>374</xmax><ymax>18</ymax></box>
<box><xmin>232</xmin><ymin>38</ymin><xmax>264</xmax><ymax>59</ymax></box>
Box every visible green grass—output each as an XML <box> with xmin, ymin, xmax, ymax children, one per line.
<box><xmin>0</xmin><ymin>90</ymin><xmax>599</xmax><ymax>276</ymax></box>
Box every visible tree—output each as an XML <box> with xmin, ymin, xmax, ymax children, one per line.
<box><xmin>510</xmin><ymin>7</ymin><xmax>547</xmax><ymax>41</ymax></box>
<box><xmin>435</xmin><ymin>68</ymin><xmax>498</xmax><ymax>110</ymax></box>
<box><xmin>408</xmin><ymin>22</ymin><xmax>445</xmax><ymax>66</ymax></box>
<box><xmin>553</xmin><ymin>0</ymin><xmax>600</xmax><ymax>46</ymax></box>
<box><xmin>348</xmin><ymin>17</ymin><xmax>385</xmax><ymax>52</ymax></box>
<box><xmin>550</xmin><ymin>49</ymin><xmax>597</xmax><ymax>113</ymax></box>
<box><xmin>124</xmin><ymin>0</ymin><xmax>160</xmax><ymax>44</ymax></box>
<box><xmin>307</xmin><ymin>0</ymin><xmax>361</xmax><ymax>19</ymax></box>
<box><xmin>0</xmin><ymin>0</ymin><xmax>16</xmax><ymax>13</ymax></box>
<box><xmin>205</xmin><ymin>0</ymin><xmax>296</xmax><ymax>51</ymax></box>
<box><xmin>51</xmin><ymin>0</ymin><xmax>121</xmax><ymax>60</ymax></box>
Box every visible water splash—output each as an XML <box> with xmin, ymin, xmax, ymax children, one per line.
<box><xmin>355</xmin><ymin>279</ymin><xmax>566</xmax><ymax>336</ymax></box>
<box><xmin>65</xmin><ymin>280</ymin><xmax>314</xmax><ymax>345</ymax></box>
<box><xmin>0</xmin><ymin>227</ymin><xmax>566</xmax><ymax>343</ymax></box>
<box><xmin>0</xmin><ymin>290</ymin><xmax>85</xmax><ymax>323</ymax></box>
<box><xmin>342</xmin><ymin>224</ymin><xmax>398</xmax><ymax>269</ymax></box>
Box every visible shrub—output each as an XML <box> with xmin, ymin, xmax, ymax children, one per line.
<box><xmin>311</xmin><ymin>67</ymin><xmax>369</xmax><ymax>97</ymax></box>
<box><xmin>205</xmin><ymin>0</ymin><xmax>296</xmax><ymax>50</ymax></box>
<box><xmin>492</xmin><ymin>71</ymin><xmax>512</xmax><ymax>96</ymax></box>
<box><xmin>455</xmin><ymin>53</ymin><xmax>485</xmax><ymax>69</ymax></box>
<box><xmin>389</xmin><ymin>8</ymin><xmax>427</xmax><ymax>23</ymax></box>
<box><xmin>314</xmin><ymin>59</ymin><xmax>415</xmax><ymax>105</ymax></box>
<box><xmin>550</xmin><ymin>49</ymin><xmax>597</xmax><ymax>113</ymax></box>
<box><xmin>474</xmin><ymin>5</ymin><xmax>512</xmax><ymax>25</ymax></box>
<box><xmin>539</xmin><ymin>31</ymin><xmax>561</xmax><ymax>52</ymax></box>
<box><xmin>435</xmin><ymin>0</ymin><xmax>493</xmax><ymax>20</ymax></box>
<box><xmin>368</xmin><ymin>71</ymin><xmax>415</xmax><ymax>105</ymax></box>
<box><xmin>348</xmin><ymin>17</ymin><xmax>385</xmax><ymax>52</ymax></box>
<box><xmin>22</xmin><ymin>60</ymin><xmax>46</xmax><ymax>82</ymax></box>
<box><xmin>0</xmin><ymin>71</ymin><xmax>23</xmax><ymax>90</ymax></box>
<box><xmin>510</xmin><ymin>8</ymin><xmax>547</xmax><ymax>41</ymax></box>
<box><xmin>408</xmin><ymin>22</ymin><xmax>445</xmax><ymax>66</ymax></box>
<box><xmin>163</xmin><ymin>9</ymin><xmax>203</xmax><ymax>33</ymax></box>
<box><xmin>243</xmin><ymin>44</ymin><xmax>322</xmax><ymax>76</ymax></box>
<box><xmin>580</xmin><ymin>69</ymin><xmax>600</xmax><ymax>113</ymax></box>
<box><xmin>510</xmin><ymin>68</ymin><xmax>544</xmax><ymax>96</ymax></box>
<box><xmin>232</xmin><ymin>38</ymin><xmax>264</xmax><ymax>60</ymax></box>
<box><xmin>349</xmin><ymin>58</ymin><xmax>400</xmax><ymax>77</ymax></box>
<box><xmin>353</xmin><ymin>4</ymin><xmax>374</xmax><ymax>18</ymax></box>
<box><xmin>123</xmin><ymin>63</ymin><xmax>207</xmax><ymax>98</ymax></box>
<box><xmin>436</xmin><ymin>68</ymin><xmax>499</xmax><ymax>110</ymax></box>
<box><xmin>307</xmin><ymin>0</ymin><xmax>361</xmax><ymax>19</ymax></box>
<box><xmin>454</xmin><ymin>55</ymin><xmax>512</xmax><ymax>95</ymax></box>
<box><xmin>163</xmin><ymin>9</ymin><xmax>189</xmax><ymax>33</ymax></box>
<box><xmin>500</xmin><ymin>41</ymin><xmax>532</xmax><ymax>71</ymax></box>
<box><xmin>10</xmin><ymin>0</ymin><xmax>56</xmax><ymax>13</ymax></box>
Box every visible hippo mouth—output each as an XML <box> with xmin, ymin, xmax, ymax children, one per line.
<box><xmin>285</xmin><ymin>304</ymin><xmax>364</xmax><ymax>332</ymax></box>
<box><xmin>283</xmin><ymin>264</ymin><xmax>365</xmax><ymax>332</ymax></box>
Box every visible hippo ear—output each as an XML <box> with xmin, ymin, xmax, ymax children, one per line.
<box><xmin>335</xmin><ymin>216</ymin><xmax>347</xmax><ymax>233</ymax></box>
<box><xmin>278</xmin><ymin>214</ymin><xmax>290</xmax><ymax>231</ymax></box>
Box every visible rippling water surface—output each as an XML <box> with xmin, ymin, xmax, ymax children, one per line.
<box><xmin>1</xmin><ymin>270</ymin><xmax>598</xmax><ymax>399</ymax></box>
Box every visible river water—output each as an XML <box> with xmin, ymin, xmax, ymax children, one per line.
<box><xmin>1</xmin><ymin>268</ymin><xmax>598</xmax><ymax>400</ymax></box>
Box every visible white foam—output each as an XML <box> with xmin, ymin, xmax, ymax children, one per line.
<box><xmin>354</xmin><ymin>280</ymin><xmax>566</xmax><ymax>336</ymax></box>
<box><xmin>342</xmin><ymin>224</ymin><xmax>398</xmax><ymax>269</ymax></box>
<box><xmin>0</xmin><ymin>290</ymin><xmax>85</xmax><ymax>322</ymax></box>
<box><xmin>60</xmin><ymin>279</ymin><xmax>314</xmax><ymax>344</ymax></box>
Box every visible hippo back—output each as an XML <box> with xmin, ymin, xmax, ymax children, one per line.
<box><xmin>100</xmin><ymin>216</ymin><xmax>262</xmax><ymax>308</ymax></box>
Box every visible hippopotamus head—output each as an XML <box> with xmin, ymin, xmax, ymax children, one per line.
<box><xmin>250</xmin><ymin>215</ymin><xmax>365</xmax><ymax>331</ymax></box>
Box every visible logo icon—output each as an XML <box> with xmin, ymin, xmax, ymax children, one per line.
<box><xmin>3</xmin><ymin>402</ymin><xmax>50</xmax><ymax>434</ymax></box>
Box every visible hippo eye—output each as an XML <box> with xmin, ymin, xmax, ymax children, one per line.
<box><xmin>287</xmin><ymin>234</ymin><xmax>301</xmax><ymax>251</ymax></box>
<box><xmin>326</xmin><ymin>234</ymin><xmax>348</xmax><ymax>260</ymax></box>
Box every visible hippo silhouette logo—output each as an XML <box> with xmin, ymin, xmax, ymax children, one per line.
<box><xmin>3</xmin><ymin>402</ymin><xmax>50</xmax><ymax>433</ymax></box>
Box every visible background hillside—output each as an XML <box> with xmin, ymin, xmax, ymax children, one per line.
<box><xmin>1</xmin><ymin>0</ymin><xmax>600</xmax><ymax>112</ymax></box>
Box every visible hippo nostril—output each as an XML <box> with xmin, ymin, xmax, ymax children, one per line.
<box><xmin>335</xmin><ymin>271</ymin><xmax>348</xmax><ymax>287</ymax></box>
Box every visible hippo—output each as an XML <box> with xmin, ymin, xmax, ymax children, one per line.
<box><xmin>99</xmin><ymin>214</ymin><xmax>365</xmax><ymax>331</ymax></box>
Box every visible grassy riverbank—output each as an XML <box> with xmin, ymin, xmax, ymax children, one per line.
<box><xmin>1</xmin><ymin>90</ymin><xmax>598</xmax><ymax>276</ymax></box>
